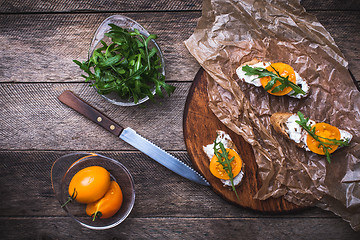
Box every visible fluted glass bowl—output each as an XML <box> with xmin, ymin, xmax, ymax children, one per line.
<box><xmin>88</xmin><ymin>15</ymin><xmax>165</xmax><ymax>106</ymax></box>
<box><xmin>51</xmin><ymin>153</ymin><xmax>135</xmax><ymax>230</ymax></box>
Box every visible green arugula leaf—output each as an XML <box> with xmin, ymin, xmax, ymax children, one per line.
<box><xmin>295</xmin><ymin>111</ymin><xmax>350</xmax><ymax>163</ymax></box>
<box><xmin>213</xmin><ymin>138</ymin><xmax>240</xmax><ymax>200</ymax></box>
<box><xmin>242</xmin><ymin>64</ymin><xmax>306</xmax><ymax>95</ymax></box>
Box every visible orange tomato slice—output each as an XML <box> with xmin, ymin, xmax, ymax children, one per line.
<box><xmin>260</xmin><ymin>62</ymin><xmax>296</xmax><ymax>96</ymax></box>
<box><xmin>210</xmin><ymin>148</ymin><xmax>242</xmax><ymax>180</ymax></box>
<box><xmin>306</xmin><ymin>122</ymin><xmax>341</xmax><ymax>155</ymax></box>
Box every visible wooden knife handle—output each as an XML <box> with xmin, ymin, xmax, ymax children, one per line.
<box><xmin>58</xmin><ymin>90</ymin><xmax>123</xmax><ymax>136</ymax></box>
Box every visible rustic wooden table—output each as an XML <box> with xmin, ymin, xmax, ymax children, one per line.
<box><xmin>1</xmin><ymin>0</ymin><xmax>360</xmax><ymax>239</ymax></box>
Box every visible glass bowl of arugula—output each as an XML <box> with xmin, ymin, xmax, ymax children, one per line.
<box><xmin>74</xmin><ymin>15</ymin><xmax>175</xmax><ymax>106</ymax></box>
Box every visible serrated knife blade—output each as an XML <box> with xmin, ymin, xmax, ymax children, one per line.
<box><xmin>119</xmin><ymin>127</ymin><xmax>209</xmax><ymax>186</ymax></box>
<box><xmin>58</xmin><ymin>90</ymin><xmax>210</xmax><ymax>186</ymax></box>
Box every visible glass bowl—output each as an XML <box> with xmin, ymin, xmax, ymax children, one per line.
<box><xmin>88</xmin><ymin>15</ymin><xmax>165</xmax><ymax>106</ymax></box>
<box><xmin>51</xmin><ymin>152</ymin><xmax>135</xmax><ymax>230</ymax></box>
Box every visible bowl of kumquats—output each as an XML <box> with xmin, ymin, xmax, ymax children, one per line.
<box><xmin>51</xmin><ymin>152</ymin><xmax>135</xmax><ymax>230</ymax></box>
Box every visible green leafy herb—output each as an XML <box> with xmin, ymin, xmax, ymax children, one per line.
<box><xmin>295</xmin><ymin>111</ymin><xmax>350</xmax><ymax>163</ymax></box>
<box><xmin>74</xmin><ymin>24</ymin><xmax>175</xmax><ymax>104</ymax></box>
<box><xmin>242</xmin><ymin>64</ymin><xmax>306</xmax><ymax>96</ymax></box>
<box><xmin>213</xmin><ymin>139</ymin><xmax>240</xmax><ymax>200</ymax></box>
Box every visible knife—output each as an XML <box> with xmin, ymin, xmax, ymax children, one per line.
<box><xmin>58</xmin><ymin>90</ymin><xmax>210</xmax><ymax>186</ymax></box>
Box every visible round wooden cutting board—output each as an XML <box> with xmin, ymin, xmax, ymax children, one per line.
<box><xmin>183</xmin><ymin>68</ymin><xmax>304</xmax><ymax>212</ymax></box>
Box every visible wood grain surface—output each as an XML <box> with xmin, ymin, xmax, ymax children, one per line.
<box><xmin>0</xmin><ymin>12</ymin><xmax>359</xmax><ymax>84</ymax></box>
<box><xmin>1</xmin><ymin>0</ymin><xmax>360</xmax><ymax>239</ymax></box>
<box><xmin>0</xmin><ymin>0</ymin><xmax>359</xmax><ymax>12</ymax></box>
<box><xmin>183</xmin><ymin>68</ymin><xmax>303</xmax><ymax>212</ymax></box>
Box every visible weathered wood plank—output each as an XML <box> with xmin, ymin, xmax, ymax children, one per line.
<box><xmin>0</xmin><ymin>82</ymin><xmax>189</xmax><ymax>151</ymax></box>
<box><xmin>0</xmin><ymin>12</ymin><xmax>201</xmax><ymax>83</ymax></box>
<box><xmin>0</xmin><ymin>12</ymin><xmax>359</xmax><ymax>84</ymax></box>
<box><xmin>1</xmin><ymin>217</ymin><xmax>359</xmax><ymax>239</ymax></box>
<box><xmin>0</xmin><ymin>0</ymin><xmax>359</xmax><ymax>13</ymax></box>
<box><xmin>0</xmin><ymin>0</ymin><xmax>202</xmax><ymax>13</ymax></box>
<box><xmin>316</xmin><ymin>11</ymin><xmax>360</xmax><ymax>83</ymax></box>
<box><xmin>0</xmin><ymin>151</ymin><xmax>346</xmax><ymax>218</ymax></box>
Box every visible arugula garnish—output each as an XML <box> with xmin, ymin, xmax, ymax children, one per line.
<box><xmin>74</xmin><ymin>24</ymin><xmax>175</xmax><ymax>104</ymax></box>
<box><xmin>213</xmin><ymin>139</ymin><xmax>240</xmax><ymax>200</ymax></box>
<box><xmin>295</xmin><ymin>111</ymin><xmax>350</xmax><ymax>163</ymax></box>
<box><xmin>242</xmin><ymin>65</ymin><xmax>306</xmax><ymax>96</ymax></box>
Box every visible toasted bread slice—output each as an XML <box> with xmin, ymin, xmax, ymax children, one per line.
<box><xmin>270</xmin><ymin>112</ymin><xmax>353</xmax><ymax>153</ymax></box>
<box><xmin>270</xmin><ymin>112</ymin><xmax>294</xmax><ymax>134</ymax></box>
<box><xmin>240</xmin><ymin>58</ymin><xmax>263</xmax><ymax>68</ymax></box>
<box><xmin>203</xmin><ymin>130</ymin><xmax>244</xmax><ymax>187</ymax></box>
<box><xmin>270</xmin><ymin>112</ymin><xmax>307</xmax><ymax>149</ymax></box>
<box><xmin>236</xmin><ymin>59</ymin><xmax>310</xmax><ymax>98</ymax></box>
<box><xmin>236</xmin><ymin>59</ymin><xmax>266</xmax><ymax>87</ymax></box>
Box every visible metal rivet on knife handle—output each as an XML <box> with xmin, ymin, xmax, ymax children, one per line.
<box><xmin>110</xmin><ymin>125</ymin><xmax>115</xmax><ymax>130</ymax></box>
<box><xmin>97</xmin><ymin>117</ymin><xmax>102</xmax><ymax>122</ymax></box>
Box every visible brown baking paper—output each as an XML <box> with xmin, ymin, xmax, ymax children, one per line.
<box><xmin>185</xmin><ymin>0</ymin><xmax>360</xmax><ymax>231</ymax></box>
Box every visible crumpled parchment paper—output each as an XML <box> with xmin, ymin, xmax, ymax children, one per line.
<box><xmin>184</xmin><ymin>0</ymin><xmax>360</xmax><ymax>231</ymax></box>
